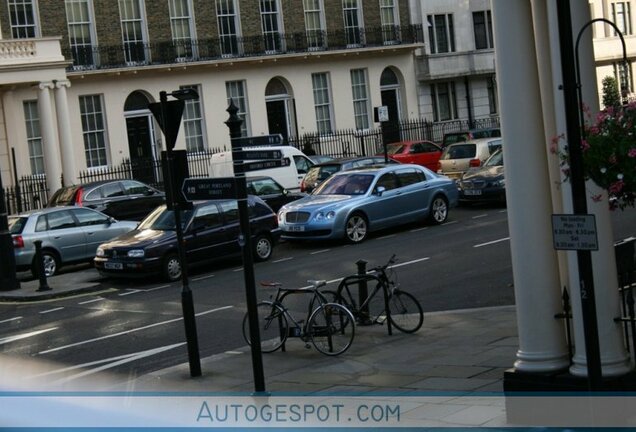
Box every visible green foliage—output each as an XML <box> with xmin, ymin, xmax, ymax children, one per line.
<box><xmin>602</xmin><ymin>75</ymin><xmax>621</xmax><ymax>109</ymax></box>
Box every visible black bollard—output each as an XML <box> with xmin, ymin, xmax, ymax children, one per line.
<box><xmin>356</xmin><ymin>259</ymin><xmax>371</xmax><ymax>325</ymax></box>
<box><xmin>33</xmin><ymin>240</ymin><xmax>51</xmax><ymax>292</ymax></box>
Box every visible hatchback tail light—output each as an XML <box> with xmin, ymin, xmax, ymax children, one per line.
<box><xmin>300</xmin><ymin>180</ymin><xmax>306</xmax><ymax>193</ymax></box>
<box><xmin>273</xmin><ymin>214</ymin><xmax>279</xmax><ymax>228</ymax></box>
<box><xmin>75</xmin><ymin>187</ymin><xmax>84</xmax><ymax>206</ymax></box>
<box><xmin>469</xmin><ymin>159</ymin><xmax>481</xmax><ymax>168</ymax></box>
<box><xmin>12</xmin><ymin>235</ymin><xmax>24</xmax><ymax>249</ymax></box>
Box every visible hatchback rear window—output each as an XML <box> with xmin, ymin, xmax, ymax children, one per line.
<box><xmin>8</xmin><ymin>217</ymin><xmax>27</xmax><ymax>234</ymax></box>
<box><xmin>442</xmin><ymin>144</ymin><xmax>476</xmax><ymax>160</ymax></box>
<box><xmin>48</xmin><ymin>187</ymin><xmax>78</xmax><ymax>206</ymax></box>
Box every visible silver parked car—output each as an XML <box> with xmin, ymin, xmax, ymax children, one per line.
<box><xmin>9</xmin><ymin>207</ymin><xmax>138</xmax><ymax>278</ymax></box>
<box><xmin>278</xmin><ymin>164</ymin><xmax>458</xmax><ymax>243</ymax></box>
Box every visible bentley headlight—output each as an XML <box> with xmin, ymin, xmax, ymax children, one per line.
<box><xmin>127</xmin><ymin>249</ymin><xmax>145</xmax><ymax>258</ymax></box>
<box><xmin>493</xmin><ymin>178</ymin><xmax>506</xmax><ymax>187</ymax></box>
<box><xmin>315</xmin><ymin>211</ymin><xmax>336</xmax><ymax>221</ymax></box>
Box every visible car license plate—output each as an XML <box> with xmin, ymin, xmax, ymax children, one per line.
<box><xmin>464</xmin><ymin>189</ymin><xmax>482</xmax><ymax>196</ymax></box>
<box><xmin>104</xmin><ymin>262</ymin><xmax>123</xmax><ymax>270</ymax></box>
<box><xmin>287</xmin><ymin>226</ymin><xmax>305</xmax><ymax>232</ymax></box>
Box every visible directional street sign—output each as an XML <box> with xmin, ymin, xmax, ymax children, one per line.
<box><xmin>182</xmin><ymin>177</ymin><xmax>236</xmax><ymax>201</ymax></box>
<box><xmin>235</xmin><ymin>149</ymin><xmax>283</xmax><ymax>161</ymax></box>
<box><xmin>243</xmin><ymin>159</ymin><xmax>290</xmax><ymax>172</ymax></box>
<box><xmin>231</xmin><ymin>134</ymin><xmax>283</xmax><ymax>147</ymax></box>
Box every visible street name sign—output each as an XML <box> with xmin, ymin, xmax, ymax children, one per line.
<box><xmin>235</xmin><ymin>149</ymin><xmax>283</xmax><ymax>161</ymax></box>
<box><xmin>552</xmin><ymin>214</ymin><xmax>599</xmax><ymax>251</ymax></box>
<box><xmin>231</xmin><ymin>134</ymin><xmax>283</xmax><ymax>147</ymax></box>
<box><xmin>242</xmin><ymin>159</ymin><xmax>290</xmax><ymax>173</ymax></box>
<box><xmin>182</xmin><ymin>177</ymin><xmax>236</xmax><ymax>201</ymax></box>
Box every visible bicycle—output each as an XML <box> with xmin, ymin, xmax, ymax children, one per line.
<box><xmin>327</xmin><ymin>254</ymin><xmax>424</xmax><ymax>334</ymax></box>
<box><xmin>242</xmin><ymin>280</ymin><xmax>355</xmax><ymax>356</ymax></box>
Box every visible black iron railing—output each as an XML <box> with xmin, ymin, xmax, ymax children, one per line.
<box><xmin>63</xmin><ymin>25</ymin><xmax>424</xmax><ymax>71</ymax></box>
<box><xmin>3</xmin><ymin>174</ymin><xmax>49</xmax><ymax>215</ymax></box>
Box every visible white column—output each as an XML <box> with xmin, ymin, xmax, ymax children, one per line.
<box><xmin>492</xmin><ymin>0</ymin><xmax>570</xmax><ymax>372</ymax></box>
<box><xmin>38</xmin><ymin>82</ymin><xmax>62</xmax><ymax>194</ymax></box>
<box><xmin>547</xmin><ymin>0</ymin><xmax>632</xmax><ymax>377</ymax></box>
<box><xmin>53</xmin><ymin>80</ymin><xmax>77</xmax><ymax>186</ymax></box>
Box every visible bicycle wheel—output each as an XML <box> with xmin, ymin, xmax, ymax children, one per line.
<box><xmin>242</xmin><ymin>301</ymin><xmax>289</xmax><ymax>353</ymax></box>
<box><xmin>387</xmin><ymin>290</ymin><xmax>424</xmax><ymax>333</ymax></box>
<box><xmin>307</xmin><ymin>303</ymin><xmax>355</xmax><ymax>356</ymax></box>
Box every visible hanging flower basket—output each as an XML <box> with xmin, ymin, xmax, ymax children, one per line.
<box><xmin>552</xmin><ymin>102</ymin><xmax>636</xmax><ymax>210</ymax></box>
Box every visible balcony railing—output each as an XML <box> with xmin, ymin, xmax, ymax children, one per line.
<box><xmin>62</xmin><ymin>25</ymin><xmax>424</xmax><ymax>72</ymax></box>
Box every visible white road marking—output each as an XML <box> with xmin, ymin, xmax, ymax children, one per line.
<box><xmin>192</xmin><ymin>274</ymin><xmax>215</xmax><ymax>281</ymax></box>
<box><xmin>443</xmin><ymin>220</ymin><xmax>459</xmax><ymax>225</ymax></box>
<box><xmin>233</xmin><ymin>267</ymin><xmax>243</xmax><ymax>272</ymax></box>
<box><xmin>474</xmin><ymin>237</ymin><xmax>510</xmax><ymax>248</ymax></box>
<box><xmin>118</xmin><ymin>289</ymin><xmax>141</xmax><ymax>296</ymax></box>
<box><xmin>78</xmin><ymin>298</ymin><xmax>105</xmax><ymax>305</ymax></box>
<box><xmin>376</xmin><ymin>234</ymin><xmax>396</xmax><ymax>240</ymax></box>
<box><xmin>38</xmin><ymin>306</ymin><xmax>233</xmax><ymax>354</ymax></box>
<box><xmin>390</xmin><ymin>257</ymin><xmax>431</xmax><ymax>269</ymax></box>
<box><xmin>225</xmin><ymin>351</ymin><xmax>242</xmax><ymax>355</ymax></box>
<box><xmin>310</xmin><ymin>249</ymin><xmax>330</xmax><ymax>255</ymax></box>
<box><xmin>499</xmin><ymin>209</ymin><xmax>507</xmax><ymax>213</ymax></box>
<box><xmin>145</xmin><ymin>284</ymin><xmax>171</xmax><ymax>292</ymax></box>
<box><xmin>40</xmin><ymin>308</ymin><xmax>64</xmax><ymax>314</ymax></box>
<box><xmin>409</xmin><ymin>227</ymin><xmax>428</xmax><ymax>232</ymax></box>
<box><xmin>31</xmin><ymin>343</ymin><xmax>186</xmax><ymax>384</ymax></box>
<box><xmin>0</xmin><ymin>316</ymin><xmax>22</xmax><ymax>324</ymax></box>
<box><xmin>472</xmin><ymin>213</ymin><xmax>488</xmax><ymax>219</ymax></box>
<box><xmin>273</xmin><ymin>257</ymin><xmax>293</xmax><ymax>263</ymax></box>
<box><xmin>0</xmin><ymin>327</ymin><xmax>57</xmax><ymax>345</ymax></box>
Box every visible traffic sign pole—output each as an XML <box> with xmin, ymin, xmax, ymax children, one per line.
<box><xmin>226</xmin><ymin>100</ymin><xmax>266</xmax><ymax>394</ymax></box>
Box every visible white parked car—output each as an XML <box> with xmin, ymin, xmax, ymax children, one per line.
<box><xmin>437</xmin><ymin>138</ymin><xmax>502</xmax><ymax>180</ymax></box>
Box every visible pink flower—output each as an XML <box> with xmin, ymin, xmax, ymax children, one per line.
<box><xmin>580</xmin><ymin>139</ymin><xmax>590</xmax><ymax>151</ymax></box>
<box><xmin>628</xmin><ymin>148</ymin><xmax>636</xmax><ymax>158</ymax></box>
<box><xmin>609</xmin><ymin>180</ymin><xmax>625</xmax><ymax>194</ymax></box>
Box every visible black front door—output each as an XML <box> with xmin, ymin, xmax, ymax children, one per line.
<box><xmin>126</xmin><ymin>116</ymin><xmax>155</xmax><ymax>184</ymax></box>
<box><xmin>381</xmin><ymin>90</ymin><xmax>401</xmax><ymax>144</ymax></box>
<box><xmin>266</xmin><ymin>100</ymin><xmax>288</xmax><ymax>142</ymax></box>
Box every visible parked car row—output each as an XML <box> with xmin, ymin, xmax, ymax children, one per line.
<box><xmin>12</xmin><ymin>137</ymin><xmax>503</xmax><ymax>281</ymax></box>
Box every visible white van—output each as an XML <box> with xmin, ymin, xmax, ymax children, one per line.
<box><xmin>209</xmin><ymin>146</ymin><xmax>314</xmax><ymax>192</ymax></box>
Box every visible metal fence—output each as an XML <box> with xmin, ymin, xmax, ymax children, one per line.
<box><xmin>556</xmin><ymin>238</ymin><xmax>636</xmax><ymax>364</ymax></box>
<box><xmin>3</xmin><ymin>175</ymin><xmax>49</xmax><ymax>215</ymax></box>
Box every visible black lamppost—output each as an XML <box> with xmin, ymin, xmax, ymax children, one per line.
<box><xmin>149</xmin><ymin>88</ymin><xmax>201</xmax><ymax>378</ymax></box>
<box><xmin>0</xmin><ymin>170</ymin><xmax>20</xmax><ymax>291</ymax></box>
<box><xmin>225</xmin><ymin>100</ymin><xmax>266</xmax><ymax>393</ymax></box>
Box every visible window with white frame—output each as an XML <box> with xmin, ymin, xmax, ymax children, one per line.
<box><xmin>65</xmin><ymin>0</ymin><xmax>96</xmax><ymax>69</ymax></box>
<box><xmin>487</xmin><ymin>75</ymin><xmax>498</xmax><ymax>114</ymax></box>
<box><xmin>8</xmin><ymin>0</ymin><xmax>38</xmax><ymax>38</ymax></box>
<box><xmin>431</xmin><ymin>82</ymin><xmax>458</xmax><ymax>122</ymax></box>
<box><xmin>303</xmin><ymin>0</ymin><xmax>325</xmax><ymax>49</ymax></box>
<box><xmin>260</xmin><ymin>0</ymin><xmax>283</xmax><ymax>53</ymax></box>
<box><xmin>350</xmin><ymin>69</ymin><xmax>370</xmax><ymax>130</ymax></box>
<box><xmin>180</xmin><ymin>85</ymin><xmax>206</xmax><ymax>153</ymax></box>
<box><xmin>79</xmin><ymin>95</ymin><xmax>109</xmax><ymax>168</ymax></box>
<box><xmin>312</xmin><ymin>72</ymin><xmax>333</xmax><ymax>134</ymax></box>
<box><xmin>217</xmin><ymin>0</ymin><xmax>240</xmax><ymax>56</ymax></box>
<box><xmin>379</xmin><ymin>0</ymin><xmax>399</xmax><ymax>44</ymax></box>
<box><xmin>343</xmin><ymin>0</ymin><xmax>363</xmax><ymax>46</ymax></box>
<box><xmin>169</xmin><ymin>0</ymin><xmax>195</xmax><ymax>58</ymax></box>
<box><xmin>612</xmin><ymin>2</ymin><xmax>632</xmax><ymax>36</ymax></box>
<box><xmin>613</xmin><ymin>61</ymin><xmax>634</xmax><ymax>94</ymax></box>
<box><xmin>473</xmin><ymin>10</ymin><xmax>493</xmax><ymax>50</ymax></box>
<box><xmin>226</xmin><ymin>80</ymin><xmax>250</xmax><ymax>137</ymax></box>
<box><xmin>427</xmin><ymin>14</ymin><xmax>455</xmax><ymax>54</ymax></box>
<box><xmin>23</xmin><ymin>100</ymin><xmax>44</xmax><ymax>175</ymax></box>
<box><xmin>119</xmin><ymin>0</ymin><xmax>147</xmax><ymax>64</ymax></box>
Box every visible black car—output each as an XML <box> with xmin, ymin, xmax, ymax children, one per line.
<box><xmin>47</xmin><ymin>180</ymin><xmax>165</xmax><ymax>221</ymax></box>
<box><xmin>457</xmin><ymin>148</ymin><xmax>506</xmax><ymax>204</ymax></box>
<box><xmin>94</xmin><ymin>196</ymin><xmax>281</xmax><ymax>281</ymax></box>
<box><xmin>300</xmin><ymin>156</ymin><xmax>399</xmax><ymax>193</ymax></box>
<box><xmin>246</xmin><ymin>176</ymin><xmax>306</xmax><ymax>212</ymax></box>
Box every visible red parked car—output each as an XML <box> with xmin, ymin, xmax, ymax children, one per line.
<box><xmin>379</xmin><ymin>140</ymin><xmax>443</xmax><ymax>171</ymax></box>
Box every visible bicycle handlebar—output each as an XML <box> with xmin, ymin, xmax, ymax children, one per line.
<box><xmin>371</xmin><ymin>254</ymin><xmax>397</xmax><ymax>273</ymax></box>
